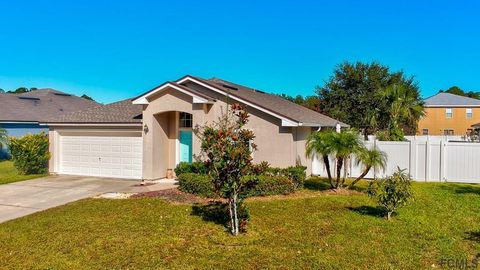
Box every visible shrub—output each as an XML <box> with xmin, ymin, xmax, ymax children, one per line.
<box><xmin>284</xmin><ymin>166</ymin><xmax>307</xmax><ymax>189</ymax></box>
<box><xmin>174</xmin><ymin>161</ymin><xmax>208</xmax><ymax>176</ymax></box>
<box><xmin>251</xmin><ymin>161</ymin><xmax>270</xmax><ymax>175</ymax></box>
<box><xmin>242</xmin><ymin>175</ymin><xmax>295</xmax><ymax>197</ymax></box>
<box><xmin>264</xmin><ymin>165</ymin><xmax>306</xmax><ymax>189</ymax></box>
<box><xmin>8</xmin><ymin>132</ymin><xmax>50</xmax><ymax>175</ymax></box>
<box><xmin>178</xmin><ymin>173</ymin><xmax>215</xmax><ymax>198</ymax></box>
<box><xmin>178</xmin><ymin>173</ymin><xmax>295</xmax><ymax>198</ymax></box>
<box><xmin>367</xmin><ymin>167</ymin><xmax>413</xmax><ymax>220</ymax></box>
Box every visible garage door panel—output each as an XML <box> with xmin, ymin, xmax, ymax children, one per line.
<box><xmin>59</xmin><ymin>134</ymin><xmax>143</xmax><ymax>179</ymax></box>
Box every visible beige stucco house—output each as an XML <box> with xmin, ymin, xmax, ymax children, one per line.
<box><xmin>44</xmin><ymin>75</ymin><xmax>346</xmax><ymax>180</ymax></box>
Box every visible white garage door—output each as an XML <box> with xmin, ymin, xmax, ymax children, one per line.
<box><xmin>59</xmin><ymin>135</ymin><xmax>143</xmax><ymax>179</ymax></box>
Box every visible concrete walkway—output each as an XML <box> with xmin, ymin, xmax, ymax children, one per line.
<box><xmin>0</xmin><ymin>175</ymin><xmax>138</xmax><ymax>223</ymax></box>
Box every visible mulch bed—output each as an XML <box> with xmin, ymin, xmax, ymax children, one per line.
<box><xmin>130</xmin><ymin>188</ymin><xmax>217</xmax><ymax>204</ymax></box>
<box><xmin>130</xmin><ymin>187</ymin><xmax>363</xmax><ymax>204</ymax></box>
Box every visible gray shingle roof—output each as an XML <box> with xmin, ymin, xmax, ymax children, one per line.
<box><xmin>48</xmin><ymin>75</ymin><xmax>347</xmax><ymax>127</ymax></box>
<box><xmin>0</xmin><ymin>89</ymin><xmax>99</xmax><ymax>122</ymax></box>
<box><xmin>424</xmin><ymin>92</ymin><xmax>480</xmax><ymax>107</ymax></box>
<box><xmin>46</xmin><ymin>98</ymin><xmax>143</xmax><ymax>124</ymax></box>
<box><xmin>190</xmin><ymin>76</ymin><xmax>348</xmax><ymax>127</ymax></box>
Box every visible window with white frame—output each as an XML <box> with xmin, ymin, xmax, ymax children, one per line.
<box><xmin>445</xmin><ymin>108</ymin><xmax>453</xmax><ymax>118</ymax></box>
<box><xmin>466</xmin><ymin>108</ymin><xmax>473</xmax><ymax>119</ymax></box>
<box><xmin>179</xmin><ymin>112</ymin><xmax>193</xmax><ymax>128</ymax></box>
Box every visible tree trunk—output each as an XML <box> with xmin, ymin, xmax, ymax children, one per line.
<box><xmin>387</xmin><ymin>211</ymin><xmax>392</xmax><ymax>220</ymax></box>
<box><xmin>232</xmin><ymin>190</ymin><xmax>239</xmax><ymax>236</ymax></box>
<box><xmin>349</xmin><ymin>166</ymin><xmax>371</xmax><ymax>189</ymax></box>
<box><xmin>341</xmin><ymin>158</ymin><xmax>348</xmax><ymax>186</ymax></box>
<box><xmin>335</xmin><ymin>158</ymin><xmax>343</xmax><ymax>188</ymax></box>
<box><xmin>228</xmin><ymin>199</ymin><xmax>235</xmax><ymax>235</ymax></box>
<box><xmin>323</xmin><ymin>155</ymin><xmax>334</xmax><ymax>188</ymax></box>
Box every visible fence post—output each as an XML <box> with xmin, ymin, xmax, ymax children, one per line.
<box><xmin>425</xmin><ymin>140</ymin><xmax>430</xmax><ymax>182</ymax></box>
<box><xmin>409</xmin><ymin>140</ymin><xmax>417</xmax><ymax>180</ymax></box>
<box><xmin>440</xmin><ymin>140</ymin><xmax>446</xmax><ymax>182</ymax></box>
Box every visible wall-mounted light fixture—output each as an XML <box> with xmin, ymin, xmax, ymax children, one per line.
<box><xmin>143</xmin><ymin>124</ymin><xmax>149</xmax><ymax>134</ymax></box>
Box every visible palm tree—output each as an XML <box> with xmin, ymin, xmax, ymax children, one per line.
<box><xmin>328</xmin><ymin>129</ymin><xmax>363</xmax><ymax>188</ymax></box>
<box><xmin>306</xmin><ymin>131</ymin><xmax>335</xmax><ymax>188</ymax></box>
<box><xmin>382</xmin><ymin>84</ymin><xmax>425</xmax><ymax>140</ymax></box>
<box><xmin>349</xmin><ymin>147</ymin><xmax>387</xmax><ymax>189</ymax></box>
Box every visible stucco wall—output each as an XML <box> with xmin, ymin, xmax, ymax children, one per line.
<box><xmin>141</xmin><ymin>84</ymin><xmax>313</xmax><ymax>179</ymax></box>
<box><xmin>142</xmin><ymin>89</ymin><xmax>210</xmax><ymax>179</ymax></box>
<box><xmin>417</xmin><ymin>107</ymin><xmax>480</xmax><ymax>135</ymax></box>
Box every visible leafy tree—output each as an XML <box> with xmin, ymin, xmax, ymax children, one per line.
<box><xmin>317</xmin><ymin>61</ymin><xmax>423</xmax><ymax>136</ymax></box>
<box><xmin>0</xmin><ymin>88</ymin><xmax>5</xmax><ymax>93</ymax></box>
<box><xmin>277</xmin><ymin>94</ymin><xmax>322</xmax><ymax>111</ymax></box>
<box><xmin>302</xmin><ymin>96</ymin><xmax>322</xmax><ymax>111</ymax></box>
<box><xmin>81</xmin><ymin>94</ymin><xmax>95</xmax><ymax>101</ymax></box>
<box><xmin>194</xmin><ymin>103</ymin><xmax>256</xmax><ymax>235</ymax></box>
<box><xmin>6</xmin><ymin>87</ymin><xmax>38</xmax><ymax>94</ymax></box>
<box><xmin>367</xmin><ymin>167</ymin><xmax>413</xmax><ymax>220</ymax></box>
<box><xmin>349</xmin><ymin>147</ymin><xmax>387</xmax><ymax>189</ymax></box>
<box><xmin>440</xmin><ymin>86</ymin><xmax>480</xmax><ymax>100</ymax></box>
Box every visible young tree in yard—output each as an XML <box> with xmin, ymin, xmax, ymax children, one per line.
<box><xmin>194</xmin><ymin>103</ymin><xmax>256</xmax><ymax>236</ymax></box>
<box><xmin>367</xmin><ymin>167</ymin><xmax>413</xmax><ymax>220</ymax></box>
<box><xmin>348</xmin><ymin>147</ymin><xmax>387</xmax><ymax>189</ymax></box>
<box><xmin>306</xmin><ymin>131</ymin><xmax>335</xmax><ymax>188</ymax></box>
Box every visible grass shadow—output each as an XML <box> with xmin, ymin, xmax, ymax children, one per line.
<box><xmin>304</xmin><ymin>177</ymin><xmax>368</xmax><ymax>192</ymax></box>
<box><xmin>465</xmin><ymin>231</ymin><xmax>480</xmax><ymax>242</ymax></box>
<box><xmin>304</xmin><ymin>178</ymin><xmax>332</xmax><ymax>191</ymax></box>
<box><xmin>348</xmin><ymin>205</ymin><xmax>386</xmax><ymax>218</ymax></box>
<box><xmin>439</xmin><ymin>184</ymin><xmax>480</xmax><ymax>196</ymax></box>
<box><xmin>191</xmin><ymin>202</ymin><xmax>230</xmax><ymax>228</ymax></box>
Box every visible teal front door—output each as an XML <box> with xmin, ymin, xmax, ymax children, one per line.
<box><xmin>179</xmin><ymin>130</ymin><xmax>193</xmax><ymax>163</ymax></box>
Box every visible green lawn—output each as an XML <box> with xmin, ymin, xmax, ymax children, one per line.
<box><xmin>1</xmin><ymin>179</ymin><xmax>479</xmax><ymax>269</ymax></box>
<box><xmin>0</xmin><ymin>160</ymin><xmax>46</xmax><ymax>185</ymax></box>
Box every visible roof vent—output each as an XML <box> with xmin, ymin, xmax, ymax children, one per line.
<box><xmin>18</xmin><ymin>96</ymin><xmax>40</xmax><ymax>101</ymax></box>
<box><xmin>222</xmin><ymin>84</ymin><xmax>238</xmax><ymax>91</ymax></box>
<box><xmin>54</xmin><ymin>93</ymin><xmax>71</xmax><ymax>97</ymax></box>
<box><xmin>254</xmin><ymin>89</ymin><xmax>265</xmax><ymax>94</ymax></box>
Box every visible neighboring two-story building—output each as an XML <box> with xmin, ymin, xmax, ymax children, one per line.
<box><xmin>417</xmin><ymin>92</ymin><xmax>480</xmax><ymax>136</ymax></box>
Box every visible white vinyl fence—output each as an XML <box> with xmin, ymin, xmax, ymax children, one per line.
<box><xmin>312</xmin><ymin>139</ymin><xmax>480</xmax><ymax>183</ymax></box>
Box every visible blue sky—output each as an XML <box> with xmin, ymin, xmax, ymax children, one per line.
<box><xmin>0</xmin><ymin>0</ymin><xmax>479</xmax><ymax>104</ymax></box>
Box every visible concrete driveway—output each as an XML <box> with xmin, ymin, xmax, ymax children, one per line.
<box><xmin>0</xmin><ymin>175</ymin><xmax>137</xmax><ymax>223</ymax></box>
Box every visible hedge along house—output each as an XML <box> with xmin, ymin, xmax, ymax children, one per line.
<box><xmin>0</xmin><ymin>89</ymin><xmax>99</xmax><ymax>158</ymax></box>
<box><xmin>45</xmin><ymin>75</ymin><xmax>347</xmax><ymax>180</ymax></box>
